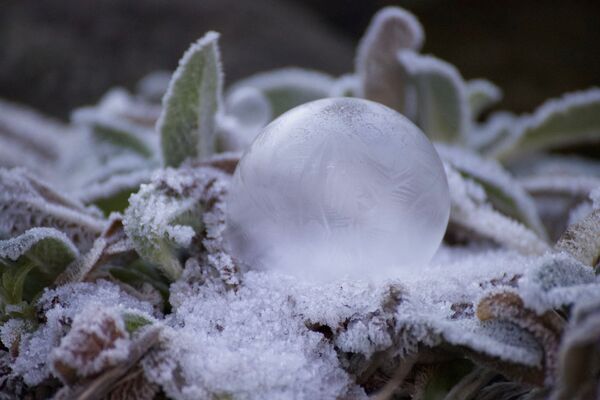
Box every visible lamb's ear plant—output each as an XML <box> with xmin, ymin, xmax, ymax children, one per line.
<box><xmin>2</xmin><ymin>4</ymin><xmax>600</xmax><ymax>400</ymax></box>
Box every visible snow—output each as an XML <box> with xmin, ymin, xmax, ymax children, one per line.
<box><xmin>225</xmin><ymin>98</ymin><xmax>450</xmax><ymax>281</ymax></box>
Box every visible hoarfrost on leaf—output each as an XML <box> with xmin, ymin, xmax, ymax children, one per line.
<box><xmin>226</xmin><ymin>97</ymin><xmax>450</xmax><ymax>281</ymax></box>
<box><xmin>356</xmin><ymin>6</ymin><xmax>424</xmax><ymax>113</ymax></box>
<box><xmin>397</xmin><ymin>50</ymin><xmax>470</xmax><ymax>142</ymax></box>
<box><xmin>227</xmin><ymin>67</ymin><xmax>335</xmax><ymax>118</ymax></box>
<box><xmin>159</xmin><ymin>32</ymin><xmax>223</xmax><ymax>167</ymax></box>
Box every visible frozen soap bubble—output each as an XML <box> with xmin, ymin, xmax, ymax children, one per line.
<box><xmin>225</xmin><ymin>97</ymin><xmax>450</xmax><ymax>281</ymax></box>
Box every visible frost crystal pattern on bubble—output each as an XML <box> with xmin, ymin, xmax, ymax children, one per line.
<box><xmin>225</xmin><ymin>98</ymin><xmax>450</xmax><ymax>280</ymax></box>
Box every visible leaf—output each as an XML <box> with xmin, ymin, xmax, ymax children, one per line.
<box><xmin>445</xmin><ymin>164</ymin><xmax>550</xmax><ymax>255</ymax></box>
<box><xmin>551</xmin><ymin>296</ymin><xmax>600</xmax><ymax>400</ymax></box>
<box><xmin>72</xmin><ymin>108</ymin><xmax>156</xmax><ymax>159</ymax></box>
<box><xmin>437</xmin><ymin>144</ymin><xmax>548</xmax><ymax>240</ymax></box>
<box><xmin>471</xmin><ymin>111</ymin><xmax>517</xmax><ymax>155</ymax></box>
<box><xmin>227</xmin><ymin>68</ymin><xmax>334</xmax><ymax>118</ymax></box>
<box><xmin>466</xmin><ymin>79</ymin><xmax>502</xmax><ymax>118</ymax></box>
<box><xmin>123</xmin><ymin>167</ymin><xmax>226</xmax><ymax>281</ymax></box>
<box><xmin>158</xmin><ymin>31</ymin><xmax>223</xmax><ymax>167</ymax></box>
<box><xmin>555</xmin><ymin>209</ymin><xmax>600</xmax><ymax>267</ymax></box>
<box><xmin>495</xmin><ymin>88</ymin><xmax>600</xmax><ymax>160</ymax></box>
<box><xmin>397</xmin><ymin>50</ymin><xmax>470</xmax><ymax>142</ymax></box>
<box><xmin>476</xmin><ymin>291</ymin><xmax>563</xmax><ymax>385</ymax></box>
<box><xmin>0</xmin><ymin>168</ymin><xmax>105</xmax><ymax>252</ymax></box>
<box><xmin>355</xmin><ymin>6</ymin><xmax>424</xmax><ymax>113</ymax></box>
<box><xmin>218</xmin><ymin>86</ymin><xmax>272</xmax><ymax>151</ymax></box>
<box><xmin>0</xmin><ymin>228</ymin><xmax>78</xmax><ymax>306</ymax></box>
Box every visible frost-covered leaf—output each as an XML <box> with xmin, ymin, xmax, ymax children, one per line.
<box><xmin>0</xmin><ymin>99</ymin><xmax>65</xmax><ymax>163</ymax></box>
<box><xmin>13</xmin><ymin>280</ymin><xmax>155</xmax><ymax>385</ymax></box>
<box><xmin>136</xmin><ymin>70</ymin><xmax>172</xmax><ymax>103</ymax></box>
<box><xmin>495</xmin><ymin>88</ymin><xmax>600</xmax><ymax>160</ymax></box>
<box><xmin>397</xmin><ymin>50</ymin><xmax>470</xmax><ymax>142</ymax></box>
<box><xmin>0</xmin><ymin>228</ymin><xmax>78</xmax><ymax>307</ymax></box>
<box><xmin>227</xmin><ymin>68</ymin><xmax>334</xmax><ymax>118</ymax></box>
<box><xmin>355</xmin><ymin>6</ymin><xmax>423</xmax><ymax>113</ymax></box>
<box><xmin>218</xmin><ymin>86</ymin><xmax>271</xmax><ymax>151</ymax></box>
<box><xmin>551</xmin><ymin>296</ymin><xmax>600</xmax><ymax>400</ymax></box>
<box><xmin>555</xmin><ymin>209</ymin><xmax>600</xmax><ymax>267</ymax></box>
<box><xmin>123</xmin><ymin>167</ymin><xmax>228</xmax><ymax>281</ymax></box>
<box><xmin>72</xmin><ymin>106</ymin><xmax>156</xmax><ymax>159</ymax></box>
<box><xmin>50</xmin><ymin>306</ymin><xmax>130</xmax><ymax>385</ymax></box>
<box><xmin>437</xmin><ymin>144</ymin><xmax>547</xmax><ymax>240</ymax></box>
<box><xmin>466</xmin><ymin>79</ymin><xmax>502</xmax><ymax>118</ymax></box>
<box><xmin>476</xmin><ymin>291</ymin><xmax>563</xmax><ymax>384</ymax></box>
<box><xmin>471</xmin><ymin>111</ymin><xmax>517</xmax><ymax>155</ymax></box>
<box><xmin>159</xmin><ymin>32</ymin><xmax>223</xmax><ymax>167</ymax></box>
<box><xmin>329</xmin><ymin>74</ymin><xmax>359</xmax><ymax>97</ymax></box>
<box><xmin>445</xmin><ymin>165</ymin><xmax>550</xmax><ymax>255</ymax></box>
<box><xmin>519</xmin><ymin>253</ymin><xmax>596</xmax><ymax>314</ymax></box>
<box><xmin>0</xmin><ymin>168</ymin><xmax>105</xmax><ymax>252</ymax></box>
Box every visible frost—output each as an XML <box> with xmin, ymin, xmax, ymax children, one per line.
<box><xmin>0</xmin><ymin>168</ymin><xmax>105</xmax><ymax>252</ymax></box>
<box><xmin>218</xmin><ymin>86</ymin><xmax>272</xmax><ymax>151</ymax></box>
<box><xmin>397</xmin><ymin>50</ymin><xmax>470</xmax><ymax>142</ymax></box>
<box><xmin>495</xmin><ymin>88</ymin><xmax>600</xmax><ymax>160</ymax></box>
<box><xmin>72</xmin><ymin>104</ymin><xmax>157</xmax><ymax>159</ymax></box>
<box><xmin>136</xmin><ymin>70</ymin><xmax>172</xmax><ymax>103</ymax></box>
<box><xmin>356</xmin><ymin>6</ymin><xmax>424</xmax><ymax>113</ymax></box>
<box><xmin>226</xmin><ymin>98</ymin><xmax>449</xmax><ymax>281</ymax></box>
<box><xmin>466</xmin><ymin>78</ymin><xmax>502</xmax><ymax>118</ymax></box>
<box><xmin>50</xmin><ymin>306</ymin><xmax>131</xmax><ymax>383</ymax></box>
<box><xmin>445</xmin><ymin>165</ymin><xmax>550</xmax><ymax>255</ymax></box>
<box><xmin>227</xmin><ymin>68</ymin><xmax>335</xmax><ymax>118</ymax></box>
<box><xmin>124</xmin><ymin>166</ymin><xmax>230</xmax><ymax>280</ymax></box>
<box><xmin>437</xmin><ymin>144</ymin><xmax>547</xmax><ymax>239</ymax></box>
<box><xmin>555</xmin><ymin>209</ymin><xmax>600</xmax><ymax>267</ymax></box>
<box><xmin>159</xmin><ymin>32</ymin><xmax>223</xmax><ymax>167</ymax></box>
<box><xmin>12</xmin><ymin>280</ymin><xmax>154</xmax><ymax>385</ymax></box>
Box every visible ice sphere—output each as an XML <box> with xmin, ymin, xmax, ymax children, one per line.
<box><xmin>225</xmin><ymin>98</ymin><xmax>450</xmax><ymax>281</ymax></box>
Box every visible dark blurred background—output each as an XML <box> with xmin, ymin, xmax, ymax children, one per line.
<box><xmin>1</xmin><ymin>0</ymin><xmax>599</xmax><ymax>119</ymax></box>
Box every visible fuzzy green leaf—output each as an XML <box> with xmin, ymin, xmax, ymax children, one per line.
<box><xmin>355</xmin><ymin>6</ymin><xmax>424</xmax><ymax>113</ymax></box>
<box><xmin>496</xmin><ymin>88</ymin><xmax>600</xmax><ymax>160</ymax></box>
<box><xmin>159</xmin><ymin>31</ymin><xmax>223</xmax><ymax>167</ymax></box>
<box><xmin>0</xmin><ymin>168</ymin><xmax>105</xmax><ymax>252</ymax></box>
<box><xmin>0</xmin><ymin>228</ymin><xmax>78</xmax><ymax>306</ymax></box>
<box><xmin>123</xmin><ymin>168</ymin><xmax>215</xmax><ymax>281</ymax></box>
<box><xmin>466</xmin><ymin>79</ymin><xmax>502</xmax><ymax>118</ymax></box>
<box><xmin>397</xmin><ymin>50</ymin><xmax>470</xmax><ymax>142</ymax></box>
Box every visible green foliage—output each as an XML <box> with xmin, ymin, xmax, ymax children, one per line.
<box><xmin>159</xmin><ymin>31</ymin><xmax>223</xmax><ymax>167</ymax></box>
<box><xmin>0</xmin><ymin>228</ymin><xmax>78</xmax><ymax>316</ymax></box>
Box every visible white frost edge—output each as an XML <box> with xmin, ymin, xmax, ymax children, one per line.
<box><xmin>0</xmin><ymin>227</ymin><xmax>78</xmax><ymax>261</ymax></box>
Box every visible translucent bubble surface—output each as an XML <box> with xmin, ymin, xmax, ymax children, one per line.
<box><xmin>225</xmin><ymin>98</ymin><xmax>450</xmax><ymax>281</ymax></box>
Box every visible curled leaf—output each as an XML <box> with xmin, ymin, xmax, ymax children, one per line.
<box><xmin>159</xmin><ymin>31</ymin><xmax>223</xmax><ymax>167</ymax></box>
<box><xmin>397</xmin><ymin>50</ymin><xmax>470</xmax><ymax>142</ymax></box>
<box><xmin>356</xmin><ymin>6</ymin><xmax>423</xmax><ymax>113</ymax></box>
<box><xmin>477</xmin><ymin>291</ymin><xmax>563</xmax><ymax>385</ymax></box>
<box><xmin>555</xmin><ymin>209</ymin><xmax>600</xmax><ymax>267</ymax></box>
<box><xmin>466</xmin><ymin>79</ymin><xmax>502</xmax><ymax>119</ymax></box>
